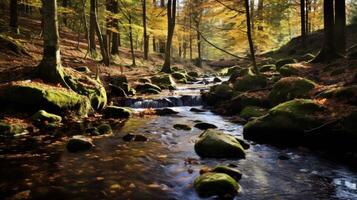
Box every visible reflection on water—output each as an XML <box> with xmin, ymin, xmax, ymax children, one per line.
<box><xmin>1</xmin><ymin>108</ymin><xmax>357</xmax><ymax>199</ymax></box>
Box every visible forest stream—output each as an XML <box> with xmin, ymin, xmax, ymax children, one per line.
<box><xmin>1</xmin><ymin>79</ymin><xmax>357</xmax><ymax>200</ymax></box>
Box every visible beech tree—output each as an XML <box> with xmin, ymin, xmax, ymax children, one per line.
<box><xmin>161</xmin><ymin>0</ymin><xmax>177</xmax><ymax>73</ymax></box>
<box><xmin>244</xmin><ymin>0</ymin><xmax>258</xmax><ymax>74</ymax></box>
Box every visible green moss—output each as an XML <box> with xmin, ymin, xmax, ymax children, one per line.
<box><xmin>135</xmin><ymin>83</ymin><xmax>162</xmax><ymax>94</ymax></box>
<box><xmin>188</xmin><ymin>71</ymin><xmax>199</xmax><ymax>78</ymax></box>
<box><xmin>240</xmin><ymin>106</ymin><xmax>268</xmax><ymax>119</ymax></box>
<box><xmin>194</xmin><ymin>129</ymin><xmax>245</xmax><ymax>158</ymax></box>
<box><xmin>31</xmin><ymin>110</ymin><xmax>62</xmax><ymax>123</ymax></box>
<box><xmin>103</xmin><ymin>106</ymin><xmax>132</xmax><ymax>118</ymax></box>
<box><xmin>0</xmin><ymin>121</ymin><xmax>27</xmax><ymax>137</ymax></box>
<box><xmin>279</xmin><ymin>64</ymin><xmax>299</xmax><ymax>76</ymax></box>
<box><xmin>260</xmin><ymin>64</ymin><xmax>276</xmax><ymax>72</ymax></box>
<box><xmin>0</xmin><ymin>82</ymin><xmax>91</xmax><ymax>116</ymax></box>
<box><xmin>220</xmin><ymin>66</ymin><xmax>242</xmax><ymax>76</ymax></box>
<box><xmin>97</xmin><ymin>124</ymin><xmax>112</xmax><ymax>135</ymax></box>
<box><xmin>194</xmin><ymin>173</ymin><xmax>239</xmax><ymax>198</ymax></box>
<box><xmin>269</xmin><ymin>77</ymin><xmax>316</xmax><ymax>105</ymax></box>
<box><xmin>244</xmin><ymin>99</ymin><xmax>327</xmax><ymax>140</ymax></box>
<box><xmin>233</xmin><ymin>71</ymin><xmax>267</xmax><ymax>91</ymax></box>
<box><xmin>150</xmin><ymin>74</ymin><xmax>176</xmax><ymax>89</ymax></box>
<box><xmin>171</xmin><ymin>72</ymin><xmax>187</xmax><ymax>80</ymax></box>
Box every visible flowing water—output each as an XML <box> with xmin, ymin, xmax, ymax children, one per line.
<box><xmin>1</xmin><ymin>81</ymin><xmax>357</xmax><ymax>200</ymax></box>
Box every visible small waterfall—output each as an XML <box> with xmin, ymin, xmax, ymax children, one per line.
<box><xmin>120</xmin><ymin>95</ymin><xmax>203</xmax><ymax>108</ymax></box>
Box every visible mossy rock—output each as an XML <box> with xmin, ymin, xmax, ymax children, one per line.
<box><xmin>150</xmin><ymin>74</ymin><xmax>176</xmax><ymax>90</ymax></box>
<box><xmin>171</xmin><ymin>72</ymin><xmax>187</xmax><ymax>80</ymax></box>
<box><xmin>260</xmin><ymin>64</ymin><xmax>276</xmax><ymax>72</ymax></box>
<box><xmin>244</xmin><ymin>99</ymin><xmax>327</xmax><ymax>142</ymax></box>
<box><xmin>66</xmin><ymin>136</ymin><xmax>94</xmax><ymax>153</ymax></box>
<box><xmin>213</xmin><ymin>77</ymin><xmax>222</xmax><ymax>83</ymax></box>
<box><xmin>194</xmin><ymin>122</ymin><xmax>218</xmax><ymax>130</ymax></box>
<box><xmin>0</xmin><ymin>121</ymin><xmax>27</xmax><ymax>137</ymax></box>
<box><xmin>194</xmin><ymin>173</ymin><xmax>239</xmax><ymax>198</ymax></box>
<box><xmin>64</xmin><ymin>73</ymin><xmax>107</xmax><ymax>110</ymax></box>
<box><xmin>188</xmin><ymin>71</ymin><xmax>199</xmax><ymax>78</ymax></box>
<box><xmin>203</xmin><ymin>84</ymin><xmax>234</xmax><ymax>106</ymax></box>
<box><xmin>0</xmin><ymin>34</ymin><xmax>30</xmax><ymax>56</ymax></box>
<box><xmin>173</xmin><ymin>124</ymin><xmax>192</xmax><ymax>131</ymax></box>
<box><xmin>135</xmin><ymin>83</ymin><xmax>162</xmax><ymax>94</ymax></box>
<box><xmin>176</xmin><ymin>78</ymin><xmax>188</xmax><ymax>84</ymax></box>
<box><xmin>0</xmin><ymin>81</ymin><xmax>91</xmax><ymax>116</ymax></box>
<box><xmin>269</xmin><ymin>77</ymin><xmax>316</xmax><ymax>105</ymax></box>
<box><xmin>233</xmin><ymin>72</ymin><xmax>267</xmax><ymax>92</ymax></box>
<box><xmin>279</xmin><ymin>64</ymin><xmax>299</xmax><ymax>77</ymax></box>
<box><xmin>155</xmin><ymin>108</ymin><xmax>179</xmax><ymax>115</ymax></box>
<box><xmin>239</xmin><ymin>106</ymin><xmax>268</xmax><ymax>119</ymax></box>
<box><xmin>75</xmin><ymin>66</ymin><xmax>91</xmax><ymax>73</ymax></box>
<box><xmin>228</xmin><ymin>68</ymin><xmax>250</xmax><ymax>82</ymax></box>
<box><xmin>211</xmin><ymin>166</ymin><xmax>242</xmax><ymax>181</ymax></box>
<box><xmin>31</xmin><ymin>110</ymin><xmax>62</xmax><ymax>123</ymax></box>
<box><xmin>317</xmin><ymin>85</ymin><xmax>357</xmax><ymax>104</ymax></box>
<box><xmin>194</xmin><ymin>129</ymin><xmax>246</xmax><ymax>158</ymax></box>
<box><xmin>220</xmin><ymin>66</ymin><xmax>241</xmax><ymax>76</ymax></box>
<box><xmin>103</xmin><ymin>106</ymin><xmax>132</xmax><ymax>118</ymax></box>
<box><xmin>227</xmin><ymin>92</ymin><xmax>270</xmax><ymax>114</ymax></box>
<box><xmin>97</xmin><ymin>124</ymin><xmax>112</xmax><ymax>135</ymax></box>
<box><xmin>275</xmin><ymin>58</ymin><xmax>297</xmax><ymax>70</ymax></box>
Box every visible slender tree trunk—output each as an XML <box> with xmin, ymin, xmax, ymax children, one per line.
<box><xmin>111</xmin><ymin>0</ymin><xmax>119</xmax><ymax>55</ymax></box>
<box><xmin>93</xmin><ymin>0</ymin><xmax>110</xmax><ymax>66</ymax></box>
<box><xmin>257</xmin><ymin>0</ymin><xmax>263</xmax><ymax>31</ymax></box>
<box><xmin>312</xmin><ymin>0</ymin><xmax>338</xmax><ymax>63</ymax></box>
<box><xmin>244</xmin><ymin>0</ymin><xmax>259</xmax><ymax>74</ymax></box>
<box><xmin>300</xmin><ymin>0</ymin><xmax>306</xmax><ymax>47</ymax></box>
<box><xmin>196</xmin><ymin>23</ymin><xmax>202</xmax><ymax>67</ymax></box>
<box><xmin>38</xmin><ymin>0</ymin><xmax>66</xmax><ymax>84</ymax></box>
<box><xmin>250</xmin><ymin>0</ymin><xmax>255</xmax><ymax>33</ymax></box>
<box><xmin>81</xmin><ymin>0</ymin><xmax>90</xmax><ymax>55</ymax></box>
<box><xmin>161</xmin><ymin>0</ymin><xmax>176</xmax><ymax>73</ymax></box>
<box><xmin>10</xmin><ymin>0</ymin><xmax>19</xmax><ymax>34</ymax></box>
<box><xmin>62</xmin><ymin>0</ymin><xmax>68</xmax><ymax>26</ymax></box>
<box><xmin>129</xmin><ymin>15</ymin><xmax>136</xmax><ymax>66</ymax></box>
<box><xmin>142</xmin><ymin>0</ymin><xmax>149</xmax><ymax>60</ymax></box>
<box><xmin>335</xmin><ymin>0</ymin><xmax>346</xmax><ymax>54</ymax></box>
<box><xmin>89</xmin><ymin>0</ymin><xmax>97</xmax><ymax>56</ymax></box>
<box><xmin>153</xmin><ymin>36</ymin><xmax>156</xmax><ymax>52</ymax></box>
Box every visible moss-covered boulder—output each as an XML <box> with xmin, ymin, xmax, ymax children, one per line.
<box><xmin>97</xmin><ymin>124</ymin><xmax>112</xmax><ymax>135</ymax></box>
<box><xmin>194</xmin><ymin>173</ymin><xmax>239</xmax><ymax>198</ymax></box>
<box><xmin>223</xmin><ymin>92</ymin><xmax>270</xmax><ymax>114</ymax></box>
<box><xmin>135</xmin><ymin>83</ymin><xmax>162</xmax><ymax>94</ymax></box>
<box><xmin>155</xmin><ymin>108</ymin><xmax>179</xmax><ymax>115</ymax></box>
<box><xmin>75</xmin><ymin>66</ymin><xmax>91</xmax><ymax>73</ymax></box>
<box><xmin>239</xmin><ymin>106</ymin><xmax>268</xmax><ymax>119</ymax></box>
<box><xmin>194</xmin><ymin>129</ymin><xmax>246</xmax><ymax>158</ymax></box>
<box><xmin>103</xmin><ymin>106</ymin><xmax>132</xmax><ymax>118</ymax></box>
<box><xmin>150</xmin><ymin>74</ymin><xmax>176</xmax><ymax>90</ymax></box>
<box><xmin>233</xmin><ymin>72</ymin><xmax>267</xmax><ymax>92</ymax></box>
<box><xmin>66</xmin><ymin>136</ymin><xmax>94</xmax><ymax>153</ymax></box>
<box><xmin>0</xmin><ymin>121</ymin><xmax>27</xmax><ymax>137</ymax></box>
<box><xmin>269</xmin><ymin>77</ymin><xmax>316</xmax><ymax>105</ymax></box>
<box><xmin>220</xmin><ymin>66</ymin><xmax>242</xmax><ymax>76</ymax></box>
<box><xmin>244</xmin><ymin>99</ymin><xmax>327</xmax><ymax>142</ymax></box>
<box><xmin>31</xmin><ymin>110</ymin><xmax>62</xmax><ymax>123</ymax></box>
<box><xmin>173</xmin><ymin>124</ymin><xmax>192</xmax><ymax>131</ymax></box>
<box><xmin>228</xmin><ymin>68</ymin><xmax>250</xmax><ymax>82</ymax></box>
<box><xmin>279</xmin><ymin>64</ymin><xmax>299</xmax><ymax>77</ymax></box>
<box><xmin>137</xmin><ymin>77</ymin><xmax>151</xmax><ymax>84</ymax></box>
<box><xmin>171</xmin><ymin>72</ymin><xmax>187</xmax><ymax>80</ymax></box>
<box><xmin>203</xmin><ymin>84</ymin><xmax>234</xmax><ymax>106</ymax></box>
<box><xmin>0</xmin><ymin>81</ymin><xmax>91</xmax><ymax>116</ymax></box>
<box><xmin>64</xmin><ymin>70</ymin><xmax>107</xmax><ymax>110</ymax></box>
<box><xmin>317</xmin><ymin>85</ymin><xmax>357</xmax><ymax>105</ymax></box>
<box><xmin>275</xmin><ymin>58</ymin><xmax>297</xmax><ymax>70</ymax></box>
<box><xmin>211</xmin><ymin>166</ymin><xmax>242</xmax><ymax>181</ymax></box>
<box><xmin>188</xmin><ymin>71</ymin><xmax>199</xmax><ymax>78</ymax></box>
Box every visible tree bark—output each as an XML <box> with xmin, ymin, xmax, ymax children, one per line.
<box><xmin>312</xmin><ymin>0</ymin><xmax>339</xmax><ymax>63</ymax></box>
<box><xmin>10</xmin><ymin>0</ymin><xmax>19</xmax><ymax>33</ymax></box>
<box><xmin>38</xmin><ymin>0</ymin><xmax>66</xmax><ymax>84</ymax></box>
<box><xmin>142</xmin><ymin>0</ymin><xmax>149</xmax><ymax>60</ymax></box>
<box><xmin>244</xmin><ymin>0</ymin><xmax>259</xmax><ymax>74</ymax></box>
<box><xmin>80</xmin><ymin>0</ymin><xmax>90</xmax><ymax>56</ymax></box>
<box><xmin>161</xmin><ymin>0</ymin><xmax>176</xmax><ymax>73</ymax></box>
<box><xmin>62</xmin><ymin>0</ymin><xmax>68</xmax><ymax>26</ymax></box>
<box><xmin>196</xmin><ymin>23</ymin><xmax>202</xmax><ymax>67</ymax></box>
<box><xmin>300</xmin><ymin>0</ymin><xmax>306</xmax><ymax>47</ymax></box>
<box><xmin>111</xmin><ymin>0</ymin><xmax>119</xmax><ymax>55</ymax></box>
<box><xmin>89</xmin><ymin>0</ymin><xmax>97</xmax><ymax>56</ymax></box>
<box><xmin>129</xmin><ymin>14</ymin><xmax>136</xmax><ymax>66</ymax></box>
<box><xmin>335</xmin><ymin>0</ymin><xmax>346</xmax><ymax>54</ymax></box>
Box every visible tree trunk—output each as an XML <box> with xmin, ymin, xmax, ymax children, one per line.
<box><xmin>89</xmin><ymin>0</ymin><xmax>97</xmax><ymax>56</ymax></box>
<box><xmin>105</xmin><ymin>0</ymin><xmax>112</xmax><ymax>57</ymax></box>
<box><xmin>81</xmin><ymin>0</ymin><xmax>90</xmax><ymax>55</ymax></box>
<box><xmin>93</xmin><ymin>0</ymin><xmax>110</xmax><ymax>66</ymax></box>
<box><xmin>335</xmin><ymin>0</ymin><xmax>346</xmax><ymax>54</ymax></box>
<box><xmin>142</xmin><ymin>0</ymin><xmax>149</xmax><ymax>60</ymax></box>
<box><xmin>62</xmin><ymin>0</ymin><xmax>68</xmax><ymax>26</ymax></box>
<box><xmin>153</xmin><ymin>36</ymin><xmax>156</xmax><ymax>52</ymax></box>
<box><xmin>196</xmin><ymin>23</ymin><xmax>202</xmax><ymax>67</ymax></box>
<box><xmin>244</xmin><ymin>0</ymin><xmax>259</xmax><ymax>74</ymax></box>
<box><xmin>161</xmin><ymin>0</ymin><xmax>176</xmax><ymax>73</ymax></box>
<box><xmin>111</xmin><ymin>0</ymin><xmax>119</xmax><ymax>55</ymax></box>
<box><xmin>312</xmin><ymin>0</ymin><xmax>339</xmax><ymax>63</ymax></box>
<box><xmin>10</xmin><ymin>0</ymin><xmax>19</xmax><ymax>33</ymax></box>
<box><xmin>300</xmin><ymin>0</ymin><xmax>306</xmax><ymax>47</ymax></box>
<box><xmin>38</xmin><ymin>0</ymin><xmax>66</xmax><ymax>84</ymax></box>
<box><xmin>129</xmin><ymin>15</ymin><xmax>136</xmax><ymax>66</ymax></box>
<box><xmin>257</xmin><ymin>0</ymin><xmax>263</xmax><ymax>31</ymax></box>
